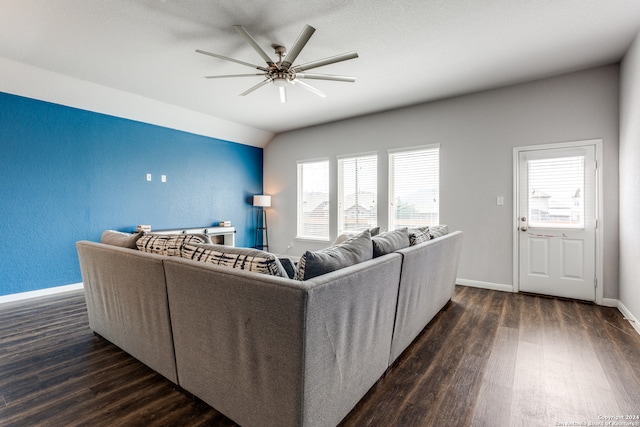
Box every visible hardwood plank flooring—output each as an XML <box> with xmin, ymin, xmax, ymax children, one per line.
<box><xmin>1</xmin><ymin>286</ymin><xmax>639</xmax><ymax>426</ymax></box>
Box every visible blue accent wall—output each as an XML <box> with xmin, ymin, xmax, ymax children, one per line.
<box><xmin>0</xmin><ymin>92</ymin><xmax>263</xmax><ymax>296</ymax></box>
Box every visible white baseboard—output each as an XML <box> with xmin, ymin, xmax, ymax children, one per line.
<box><xmin>456</xmin><ymin>278</ymin><xmax>514</xmax><ymax>293</ymax></box>
<box><xmin>0</xmin><ymin>283</ymin><xmax>84</xmax><ymax>305</ymax></box>
<box><xmin>617</xmin><ymin>300</ymin><xmax>640</xmax><ymax>336</ymax></box>
<box><xmin>601</xmin><ymin>297</ymin><xmax>619</xmax><ymax>308</ymax></box>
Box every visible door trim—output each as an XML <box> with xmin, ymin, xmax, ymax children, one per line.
<box><xmin>512</xmin><ymin>139</ymin><xmax>604</xmax><ymax>304</ymax></box>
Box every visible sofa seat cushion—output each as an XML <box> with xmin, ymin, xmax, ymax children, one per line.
<box><xmin>372</xmin><ymin>228</ymin><xmax>410</xmax><ymax>257</ymax></box>
<box><xmin>101</xmin><ymin>230</ymin><xmax>143</xmax><ymax>249</ymax></box>
<box><xmin>295</xmin><ymin>229</ymin><xmax>373</xmax><ymax>280</ymax></box>
<box><xmin>136</xmin><ymin>233</ymin><xmax>210</xmax><ymax>256</ymax></box>
<box><xmin>181</xmin><ymin>243</ymin><xmax>288</xmax><ymax>277</ymax></box>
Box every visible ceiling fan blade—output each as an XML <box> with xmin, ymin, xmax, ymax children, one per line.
<box><xmin>233</xmin><ymin>25</ymin><xmax>278</xmax><ymax>69</ymax></box>
<box><xmin>295</xmin><ymin>73</ymin><xmax>356</xmax><ymax>83</ymax></box>
<box><xmin>240</xmin><ymin>78</ymin><xmax>271</xmax><ymax>96</ymax></box>
<box><xmin>279</xmin><ymin>86</ymin><xmax>287</xmax><ymax>103</ymax></box>
<box><xmin>291</xmin><ymin>51</ymin><xmax>358</xmax><ymax>72</ymax></box>
<box><xmin>204</xmin><ymin>73</ymin><xmax>265</xmax><ymax>79</ymax></box>
<box><xmin>281</xmin><ymin>24</ymin><xmax>315</xmax><ymax>70</ymax></box>
<box><xmin>196</xmin><ymin>49</ymin><xmax>269</xmax><ymax>72</ymax></box>
<box><xmin>292</xmin><ymin>79</ymin><xmax>326</xmax><ymax>98</ymax></box>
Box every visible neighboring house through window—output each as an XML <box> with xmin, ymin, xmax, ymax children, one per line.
<box><xmin>337</xmin><ymin>153</ymin><xmax>377</xmax><ymax>234</ymax></box>
<box><xmin>296</xmin><ymin>145</ymin><xmax>439</xmax><ymax>242</ymax></box>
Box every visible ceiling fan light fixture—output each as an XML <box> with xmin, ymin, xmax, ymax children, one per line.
<box><xmin>272</xmin><ymin>76</ymin><xmax>289</xmax><ymax>87</ymax></box>
<box><xmin>197</xmin><ymin>24</ymin><xmax>358</xmax><ymax>102</ymax></box>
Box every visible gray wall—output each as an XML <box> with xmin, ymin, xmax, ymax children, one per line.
<box><xmin>620</xmin><ymin>30</ymin><xmax>640</xmax><ymax>320</ymax></box>
<box><xmin>264</xmin><ymin>65</ymin><xmax>620</xmax><ymax>298</ymax></box>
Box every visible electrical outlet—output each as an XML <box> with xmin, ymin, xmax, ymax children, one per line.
<box><xmin>497</xmin><ymin>196</ymin><xmax>504</xmax><ymax>205</ymax></box>
<box><xmin>161</xmin><ymin>175</ymin><xmax>166</xmax><ymax>183</ymax></box>
<box><xmin>287</xmin><ymin>241</ymin><xmax>294</xmax><ymax>249</ymax></box>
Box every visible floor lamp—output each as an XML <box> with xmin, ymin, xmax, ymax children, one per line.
<box><xmin>253</xmin><ymin>195</ymin><xmax>271</xmax><ymax>251</ymax></box>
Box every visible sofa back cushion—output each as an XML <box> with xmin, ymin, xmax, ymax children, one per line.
<box><xmin>372</xmin><ymin>228</ymin><xmax>410</xmax><ymax>257</ymax></box>
<box><xmin>181</xmin><ymin>242</ymin><xmax>288</xmax><ymax>277</ymax></box>
<box><xmin>428</xmin><ymin>224</ymin><xmax>449</xmax><ymax>239</ymax></box>
<box><xmin>101</xmin><ymin>230</ymin><xmax>143</xmax><ymax>249</ymax></box>
<box><xmin>295</xmin><ymin>229</ymin><xmax>373</xmax><ymax>280</ymax></box>
<box><xmin>136</xmin><ymin>233</ymin><xmax>210</xmax><ymax>256</ymax></box>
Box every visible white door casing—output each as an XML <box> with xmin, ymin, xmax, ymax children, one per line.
<box><xmin>513</xmin><ymin>140</ymin><xmax>602</xmax><ymax>302</ymax></box>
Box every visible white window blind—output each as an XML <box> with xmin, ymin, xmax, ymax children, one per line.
<box><xmin>527</xmin><ymin>155</ymin><xmax>584</xmax><ymax>228</ymax></box>
<box><xmin>338</xmin><ymin>154</ymin><xmax>377</xmax><ymax>234</ymax></box>
<box><xmin>388</xmin><ymin>146</ymin><xmax>439</xmax><ymax>229</ymax></box>
<box><xmin>297</xmin><ymin>160</ymin><xmax>330</xmax><ymax>240</ymax></box>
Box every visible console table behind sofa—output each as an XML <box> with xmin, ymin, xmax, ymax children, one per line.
<box><xmin>154</xmin><ymin>226</ymin><xmax>236</xmax><ymax>247</ymax></box>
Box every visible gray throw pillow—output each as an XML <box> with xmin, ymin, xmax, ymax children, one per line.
<box><xmin>101</xmin><ymin>230</ymin><xmax>143</xmax><ymax>249</ymax></box>
<box><xmin>372</xmin><ymin>228</ymin><xmax>410</xmax><ymax>257</ymax></box>
<box><xmin>429</xmin><ymin>225</ymin><xmax>449</xmax><ymax>239</ymax></box>
<box><xmin>295</xmin><ymin>229</ymin><xmax>373</xmax><ymax>280</ymax></box>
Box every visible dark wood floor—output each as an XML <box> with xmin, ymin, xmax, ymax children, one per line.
<box><xmin>1</xmin><ymin>286</ymin><xmax>639</xmax><ymax>427</ymax></box>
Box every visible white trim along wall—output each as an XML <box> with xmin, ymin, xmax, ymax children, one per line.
<box><xmin>0</xmin><ymin>283</ymin><xmax>84</xmax><ymax>305</ymax></box>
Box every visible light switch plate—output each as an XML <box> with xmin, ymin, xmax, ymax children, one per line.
<box><xmin>146</xmin><ymin>173</ymin><xmax>152</xmax><ymax>181</ymax></box>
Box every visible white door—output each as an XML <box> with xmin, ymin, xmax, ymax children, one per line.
<box><xmin>516</xmin><ymin>144</ymin><xmax>597</xmax><ymax>301</ymax></box>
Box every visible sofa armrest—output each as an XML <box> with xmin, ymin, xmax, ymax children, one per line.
<box><xmin>389</xmin><ymin>230</ymin><xmax>463</xmax><ymax>363</ymax></box>
<box><xmin>76</xmin><ymin>240</ymin><xmax>178</xmax><ymax>383</ymax></box>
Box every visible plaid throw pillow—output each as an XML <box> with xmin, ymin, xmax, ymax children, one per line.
<box><xmin>136</xmin><ymin>234</ymin><xmax>210</xmax><ymax>256</ymax></box>
<box><xmin>181</xmin><ymin>242</ymin><xmax>287</xmax><ymax>277</ymax></box>
<box><xmin>408</xmin><ymin>226</ymin><xmax>431</xmax><ymax>246</ymax></box>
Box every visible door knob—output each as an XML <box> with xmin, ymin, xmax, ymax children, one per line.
<box><xmin>520</xmin><ymin>226</ymin><xmax>528</xmax><ymax>231</ymax></box>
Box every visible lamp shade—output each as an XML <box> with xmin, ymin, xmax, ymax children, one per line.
<box><xmin>253</xmin><ymin>195</ymin><xmax>271</xmax><ymax>207</ymax></box>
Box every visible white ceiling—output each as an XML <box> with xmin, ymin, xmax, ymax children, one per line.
<box><xmin>1</xmin><ymin>0</ymin><xmax>640</xmax><ymax>144</ymax></box>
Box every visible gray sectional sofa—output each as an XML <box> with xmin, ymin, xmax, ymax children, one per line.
<box><xmin>76</xmin><ymin>229</ymin><xmax>463</xmax><ymax>427</ymax></box>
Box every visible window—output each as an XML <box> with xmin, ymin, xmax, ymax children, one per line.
<box><xmin>338</xmin><ymin>154</ymin><xmax>377</xmax><ymax>234</ymax></box>
<box><xmin>297</xmin><ymin>159</ymin><xmax>330</xmax><ymax>240</ymax></box>
<box><xmin>527</xmin><ymin>155</ymin><xmax>585</xmax><ymax>228</ymax></box>
<box><xmin>388</xmin><ymin>145</ymin><xmax>439</xmax><ymax>229</ymax></box>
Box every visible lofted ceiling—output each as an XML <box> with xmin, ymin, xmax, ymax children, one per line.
<box><xmin>1</xmin><ymin>0</ymin><xmax>640</xmax><ymax>144</ymax></box>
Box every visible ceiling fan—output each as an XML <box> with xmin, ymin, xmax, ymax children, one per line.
<box><xmin>196</xmin><ymin>25</ymin><xmax>358</xmax><ymax>103</ymax></box>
